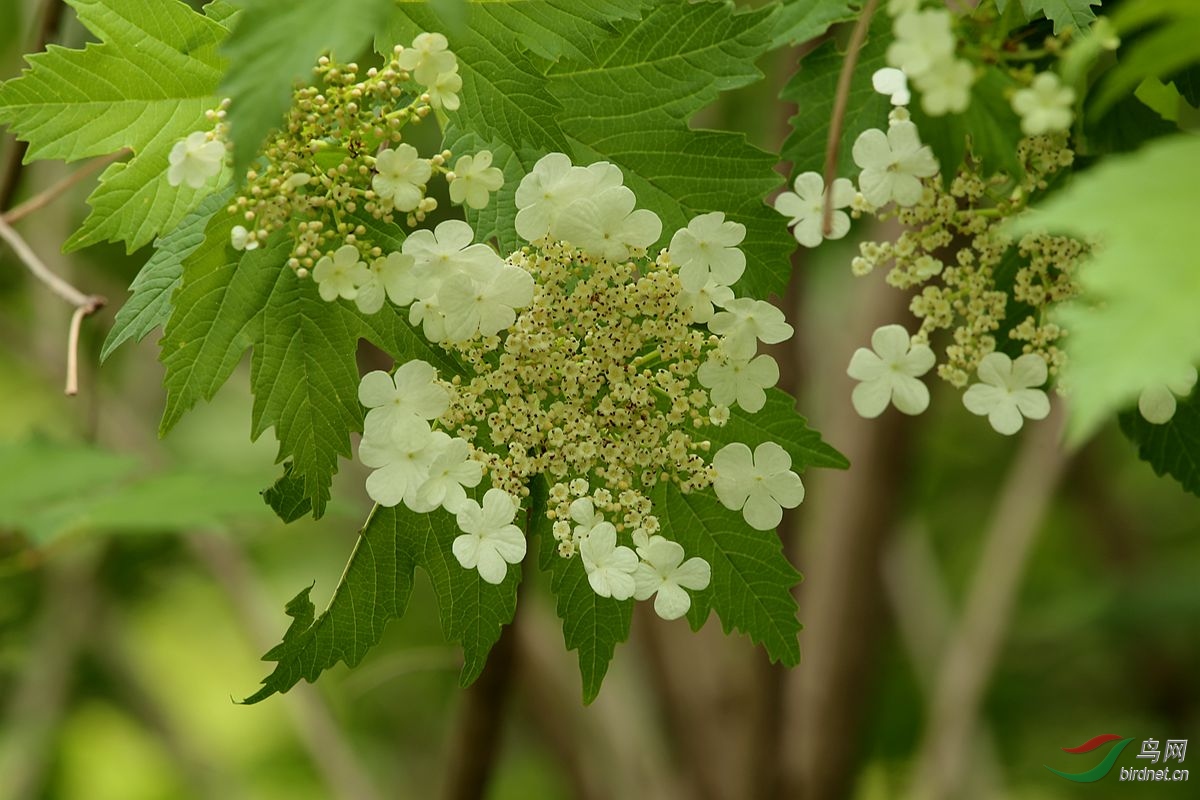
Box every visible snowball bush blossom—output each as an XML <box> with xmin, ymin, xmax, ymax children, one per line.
<box><xmin>359</xmin><ymin>361</ymin><xmax>450</xmax><ymax>430</ymax></box>
<box><xmin>167</xmin><ymin>131</ymin><xmax>224</xmax><ymax>189</ymax></box>
<box><xmin>962</xmin><ymin>352</ymin><xmax>1051</xmax><ymax>435</ymax></box>
<box><xmin>847</xmin><ymin>324</ymin><xmax>936</xmax><ymax>418</ymax></box>
<box><xmin>554</xmin><ymin>185</ymin><xmax>662</xmax><ymax>262</ymax></box>
<box><xmin>872</xmin><ymin>67</ymin><xmax>911</xmax><ymax>106</ymax></box>
<box><xmin>372</xmin><ymin>144</ymin><xmax>432</xmax><ymax>212</ymax></box>
<box><xmin>1011</xmin><ymin>72</ymin><xmax>1075</xmax><ymax>136</ymax></box>
<box><xmin>359</xmin><ymin>418</ymin><xmax>443</xmax><ymax>508</ymax></box>
<box><xmin>411</xmin><ymin>438</ymin><xmax>483</xmax><ymax>513</ymax></box>
<box><xmin>1138</xmin><ymin>366</ymin><xmax>1198</xmax><ymax>424</ymax></box>
<box><xmin>698</xmin><ymin>352</ymin><xmax>779</xmax><ymax>413</ymax></box>
<box><xmin>514</xmin><ymin>154</ymin><xmax>623</xmax><ymax>243</ymax></box>
<box><xmin>669</xmin><ymin>212</ymin><xmax>747</xmax><ymax>291</ymax></box>
<box><xmin>632</xmin><ymin>534</ymin><xmax>712</xmax><ymax>620</ymax></box>
<box><xmin>711</xmin><ymin>442</ymin><xmax>805</xmax><ymax>531</ymax></box>
<box><xmin>397</xmin><ymin>32</ymin><xmax>455</xmax><ymax>85</ymax></box>
<box><xmin>852</xmin><ymin>120</ymin><xmax>939</xmax><ymax>207</ymax></box>
<box><xmin>773</xmin><ymin>172</ymin><xmax>856</xmax><ymax>248</ymax></box>
<box><xmin>453</xmin><ymin>488</ymin><xmax>527</xmax><ymax>584</ymax></box>
<box><xmin>313</xmin><ymin>245</ymin><xmax>370</xmax><ymax>302</ymax></box>
<box><xmin>449</xmin><ymin>151</ymin><xmax>504</xmax><ymax>209</ymax></box>
<box><xmin>913</xmin><ymin>58</ymin><xmax>974</xmax><ymax>115</ymax></box>
<box><xmin>580</xmin><ymin>523</ymin><xmax>638</xmax><ymax>600</ymax></box>
<box><xmin>886</xmin><ymin>10</ymin><xmax>955</xmax><ymax>78</ymax></box>
<box><xmin>708</xmin><ymin>298</ymin><xmax>794</xmax><ymax>359</ymax></box>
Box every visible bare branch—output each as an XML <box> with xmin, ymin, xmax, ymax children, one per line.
<box><xmin>2</xmin><ymin>150</ymin><xmax>128</xmax><ymax>225</ymax></box>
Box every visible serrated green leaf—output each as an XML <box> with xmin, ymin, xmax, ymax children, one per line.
<box><xmin>1019</xmin><ymin>0</ymin><xmax>1101</xmax><ymax>34</ymax></box>
<box><xmin>261</xmin><ymin>462</ymin><xmax>314</xmax><ymax>524</ymax></box>
<box><xmin>244</xmin><ymin>501</ymin><xmax>520</xmax><ymax>703</ymax></box>
<box><xmin>102</xmin><ymin>191</ymin><xmax>229</xmax><ymax>362</ymax></box>
<box><xmin>712</xmin><ymin>388</ymin><xmax>849</xmax><ymax>472</ymax></box>
<box><xmin>1092</xmin><ymin>13</ymin><xmax>1200</xmax><ymax>119</ymax></box>
<box><xmin>1119</xmin><ymin>391</ymin><xmax>1200</xmax><ymax>499</ymax></box>
<box><xmin>0</xmin><ymin>0</ymin><xmax>232</xmax><ymax>251</ymax></box>
<box><xmin>769</xmin><ymin>0</ymin><xmax>862</xmax><ymax>49</ymax></box>
<box><xmin>780</xmin><ymin>19</ymin><xmax>891</xmax><ymax>177</ymax></box>
<box><xmin>1009</xmin><ymin>134</ymin><xmax>1200</xmax><ymax>440</ymax></box>
<box><xmin>653</xmin><ymin>483</ymin><xmax>802</xmax><ymax>666</ymax></box>
<box><xmin>221</xmin><ymin>0</ymin><xmax>392</xmax><ymax>175</ymax></box>
<box><xmin>249</xmin><ymin>277</ymin><xmax>364</xmax><ymax>519</ymax></box>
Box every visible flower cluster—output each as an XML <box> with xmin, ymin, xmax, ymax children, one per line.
<box><xmin>885</xmin><ymin>3</ymin><xmax>974</xmax><ymax>116</ymax></box>
<box><xmin>357</xmin><ymin>153</ymin><xmax>806</xmax><ymax>618</ymax></box>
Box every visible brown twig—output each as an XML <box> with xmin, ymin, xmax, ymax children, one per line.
<box><xmin>822</xmin><ymin>0</ymin><xmax>880</xmax><ymax>235</ymax></box>
<box><xmin>2</xmin><ymin>150</ymin><xmax>127</xmax><ymax>225</ymax></box>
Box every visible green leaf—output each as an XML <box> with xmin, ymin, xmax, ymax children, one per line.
<box><xmin>769</xmin><ymin>0</ymin><xmax>862</xmax><ymax>49</ymax></box>
<box><xmin>1019</xmin><ymin>0</ymin><xmax>1101</xmax><ymax>33</ymax></box>
<box><xmin>261</xmin><ymin>462</ymin><xmax>314</xmax><ymax>524</ymax></box>
<box><xmin>1092</xmin><ymin>11</ymin><xmax>1200</xmax><ymax>118</ymax></box>
<box><xmin>220</xmin><ymin>0</ymin><xmax>393</xmax><ymax>175</ymax></box>
<box><xmin>244</xmin><ymin>502</ymin><xmax>520</xmax><ymax>703</ymax></box>
<box><xmin>653</xmin><ymin>483</ymin><xmax>802</xmax><ymax>666</ymax></box>
<box><xmin>249</xmin><ymin>275</ymin><xmax>364</xmax><ymax>519</ymax></box>
<box><xmin>1009</xmin><ymin>134</ymin><xmax>1200</xmax><ymax>439</ymax></box>
<box><xmin>711</xmin><ymin>388</ymin><xmax>850</xmax><ymax>472</ymax></box>
<box><xmin>1119</xmin><ymin>390</ymin><xmax>1200</xmax><ymax>499</ymax></box>
<box><xmin>780</xmin><ymin>19</ymin><xmax>891</xmax><ymax>177</ymax></box>
<box><xmin>102</xmin><ymin>191</ymin><xmax>229</xmax><ymax>362</ymax></box>
<box><xmin>0</xmin><ymin>0</ymin><xmax>231</xmax><ymax>251</ymax></box>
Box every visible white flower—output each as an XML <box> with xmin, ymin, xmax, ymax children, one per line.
<box><xmin>230</xmin><ymin>225</ymin><xmax>258</xmax><ymax>252</ymax></box>
<box><xmin>886</xmin><ymin>10</ymin><xmax>955</xmax><ymax>78</ymax></box>
<box><xmin>697</xmin><ymin>352</ymin><xmax>779</xmax><ymax>413</ymax></box>
<box><xmin>579</xmin><ymin>522</ymin><xmax>638</xmax><ymax>600</ymax></box>
<box><xmin>569</xmin><ymin>497</ymin><xmax>604</xmax><ymax>540</ymax></box>
<box><xmin>711</xmin><ymin>442</ymin><xmax>805</xmax><ymax>531</ymax></box>
<box><xmin>397</xmin><ymin>32</ymin><xmax>456</xmax><ymax>86</ymax></box>
<box><xmin>372</xmin><ymin>144</ymin><xmax>432</xmax><ymax>212</ymax></box>
<box><xmin>402</xmin><ymin>219</ymin><xmax>500</xmax><ymax>282</ymax></box>
<box><xmin>962</xmin><ymin>352</ymin><xmax>1051</xmax><ymax>435</ymax></box>
<box><xmin>355</xmin><ymin>251</ymin><xmax>419</xmax><ymax>313</ymax></box>
<box><xmin>773</xmin><ymin>172</ymin><xmax>856</xmax><ymax>248</ymax></box>
<box><xmin>359</xmin><ymin>417</ymin><xmax>444</xmax><ymax>507</ymax></box>
<box><xmin>913</xmin><ymin>57</ymin><xmax>974</xmax><ymax>115</ymax></box>
<box><xmin>677</xmin><ymin>279</ymin><xmax>734</xmax><ymax>325</ymax></box>
<box><xmin>411</xmin><ymin>437</ymin><xmax>483</xmax><ymax>513</ymax></box>
<box><xmin>554</xmin><ymin>185</ymin><xmax>663</xmax><ymax>262</ymax></box>
<box><xmin>633</xmin><ymin>536</ymin><xmax>711</xmax><ymax>620</ymax></box>
<box><xmin>847</xmin><ymin>324</ymin><xmax>935</xmax><ymax>418</ymax></box>
<box><xmin>438</xmin><ymin>265</ymin><xmax>535</xmax><ymax>341</ymax></box>
<box><xmin>409</xmin><ymin>296</ymin><xmax>448</xmax><ymax>342</ymax></box>
<box><xmin>167</xmin><ymin>131</ymin><xmax>224</xmax><ymax>189</ymax></box>
<box><xmin>514</xmin><ymin>154</ymin><xmax>624</xmax><ymax>242</ymax></box>
<box><xmin>707</xmin><ymin>298</ymin><xmax>794</xmax><ymax>360</ymax></box>
<box><xmin>669</xmin><ymin>212</ymin><xmax>746</xmax><ymax>292</ymax></box>
<box><xmin>872</xmin><ymin>67</ymin><xmax>911</xmax><ymax>106</ymax></box>
<box><xmin>449</xmin><ymin>151</ymin><xmax>504</xmax><ymax>209</ymax></box>
<box><xmin>359</xmin><ymin>361</ymin><xmax>449</xmax><ymax>429</ymax></box>
<box><xmin>427</xmin><ymin>65</ymin><xmax>463</xmax><ymax>111</ymax></box>
<box><xmin>453</xmin><ymin>488</ymin><xmax>527</xmax><ymax>585</ymax></box>
<box><xmin>312</xmin><ymin>245</ymin><xmax>370</xmax><ymax>302</ymax></box>
<box><xmin>852</xmin><ymin>121</ymin><xmax>939</xmax><ymax>207</ymax></box>
<box><xmin>1011</xmin><ymin>72</ymin><xmax>1075</xmax><ymax>136</ymax></box>
<box><xmin>1137</xmin><ymin>366</ymin><xmax>1197</xmax><ymax>425</ymax></box>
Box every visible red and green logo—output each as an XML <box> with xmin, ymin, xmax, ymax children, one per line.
<box><xmin>1045</xmin><ymin>734</ymin><xmax>1135</xmax><ymax>783</ymax></box>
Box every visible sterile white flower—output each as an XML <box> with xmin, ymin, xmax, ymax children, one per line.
<box><xmin>409</xmin><ymin>296</ymin><xmax>448</xmax><ymax>342</ymax></box>
<box><xmin>372</xmin><ymin>144</ymin><xmax>432</xmax><ymax>212</ymax></box>
<box><xmin>872</xmin><ymin>67</ymin><xmax>911</xmax><ymax>106</ymax></box>
<box><xmin>438</xmin><ymin>266</ymin><xmax>535</xmax><ymax>341</ymax></box>
<box><xmin>847</xmin><ymin>324</ymin><xmax>935</xmax><ymax>418</ymax></box>
<box><xmin>554</xmin><ymin>185</ymin><xmax>662</xmax><ymax>262</ymax></box>
<box><xmin>427</xmin><ymin>65</ymin><xmax>463</xmax><ymax>111</ymax></box>
<box><xmin>697</xmin><ymin>352</ymin><xmax>779</xmax><ymax>413</ymax></box>
<box><xmin>359</xmin><ymin>361</ymin><xmax>450</xmax><ymax>429</ymax></box>
<box><xmin>411</xmin><ymin>437</ymin><xmax>483</xmax><ymax>513</ymax></box>
<box><xmin>402</xmin><ymin>219</ymin><xmax>500</xmax><ymax>281</ymax></box>
<box><xmin>312</xmin><ymin>245</ymin><xmax>370</xmax><ymax>302</ymax></box>
<box><xmin>579</xmin><ymin>522</ymin><xmax>638</xmax><ymax>600</ymax></box>
<box><xmin>852</xmin><ymin>120</ymin><xmax>939</xmax><ymax>207</ymax></box>
<box><xmin>449</xmin><ymin>151</ymin><xmax>504</xmax><ymax>209</ymax></box>
<box><xmin>887</xmin><ymin>10</ymin><xmax>955</xmax><ymax>78</ymax></box>
<box><xmin>397</xmin><ymin>32</ymin><xmax>456</xmax><ymax>86</ymax></box>
<box><xmin>707</xmin><ymin>298</ymin><xmax>794</xmax><ymax>360</ymax></box>
<box><xmin>569</xmin><ymin>497</ymin><xmax>604</xmax><ymax>540</ymax></box>
<box><xmin>1137</xmin><ymin>366</ymin><xmax>1198</xmax><ymax>425</ymax></box>
<box><xmin>773</xmin><ymin>172</ymin><xmax>856</xmax><ymax>248</ymax></box>
<box><xmin>711</xmin><ymin>442</ymin><xmax>805</xmax><ymax>531</ymax></box>
<box><xmin>677</xmin><ymin>279</ymin><xmax>735</xmax><ymax>325</ymax></box>
<box><xmin>230</xmin><ymin>225</ymin><xmax>258</xmax><ymax>252</ymax></box>
<box><xmin>359</xmin><ymin>418</ymin><xmax>444</xmax><ymax>507</ymax></box>
<box><xmin>669</xmin><ymin>212</ymin><xmax>747</xmax><ymax>291</ymax></box>
<box><xmin>356</xmin><ymin>251</ymin><xmax>420</xmax><ymax>312</ymax></box>
<box><xmin>962</xmin><ymin>352</ymin><xmax>1051</xmax><ymax>435</ymax></box>
<box><xmin>167</xmin><ymin>131</ymin><xmax>224</xmax><ymax>189</ymax></box>
<box><xmin>1011</xmin><ymin>72</ymin><xmax>1075</xmax><ymax>136</ymax></box>
<box><xmin>514</xmin><ymin>154</ymin><xmax>624</xmax><ymax>242</ymax></box>
<box><xmin>633</xmin><ymin>535</ymin><xmax>711</xmax><ymax>620</ymax></box>
<box><xmin>913</xmin><ymin>58</ymin><xmax>974</xmax><ymax>115</ymax></box>
<box><xmin>453</xmin><ymin>488</ymin><xmax>527</xmax><ymax>585</ymax></box>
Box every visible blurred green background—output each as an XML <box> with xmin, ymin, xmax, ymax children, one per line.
<box><xmin>1</xmin><ymin>1</ymin><xmax>1197</xmax><ymax>799</ymax></box>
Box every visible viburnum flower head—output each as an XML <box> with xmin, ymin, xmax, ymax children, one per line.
<box><xmin>852</xmin><ymin>120</ymin><xmax>939</xmax><ymax>207</ymax></box>
<box><xmin>312</xmin><ymin>245</ymin><xmax>371</xmax><ymax>302</ymax></box>
<box><xmin>913</xmin><ymin>58</ymin><xmax>974</xmax><ymax>115</ymax></box>
<box><xmin>373</xmin><ymin>144</ymin><xmax>433</xmax><ymax>212</ymax></box>
<box><xmin>707</xmin><ymin>298</ymin><xmax>794</xmax><ymax>360</ymax></box>
<box><xmin>1011</xmin><ymin>72</ymin><xmax>1075</xmax><ymax>136</ymax></box>
<box><xmin>962</xmin><ymin>352</ymin><xmax>1050</xmax><ymax>435</ymax></box>
<box><xmin>1137</xmin><ymin>365</ymin><xmax>1198</xmax><ymax>425</ymax></box>
<box><xmin>669</xmin><ymin>212</ymin><xmax>747</xmax><ymax>291</ymax></box>
<box><xmin>453</xmin><ymin>488</ymin><xmax>527</xmax><ymax>585</ymax></box>
<box><xmin>554</xmin><ymin>185</ymin><xmax>663</xmax><ymax>262</ymax></box>
<box><xmin>773</xmin><ymin>171</ymin><xmax>856</xmax><ymax>248</ymax></box>
<box><xmin>167</xmin><ymin>130</ymin><xmax>224</xmax><ymax>189</ymax></box>
<box><xmin>449</xmin><ymin>151</ymin><xmax>504</xmax><ymax>209</ymax></box>
<box><xmin>847</xmin><ymin>324</ymin><xmax>935</xmax><ymax>418</ymax></box>
<box><xmin>632</xmin><ymin>534</ymin><xmax>712</xmax><ymax>620</ymax></box>
<box><xmin>358</xmin><ymin>361</ymin><xmax>450</xmax><ymax>430</ymax></box>
<box><xmin>580</xmin><ymin>522</ymin><xmax>638</xmax><ymax>600</ymax></box>
<box><xmin>886</xmin><ymin>9</ymin><xmax>956</xmax><ymax>78</ymax></box>
<box><xmin>872</xmin><ymin>67</ymin><xmax>911</xmax><ymax>106</ymax></box>
<box><xmin>698</xmin><ymin>352</ymin><xmax>779</xmax><ymax>413</ymax></box>
<box><xmin>712</xmin><ymin>442</ymin><xmax>805</xmax><ymax>531</ymax></box>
